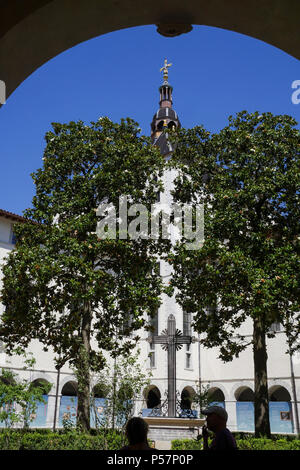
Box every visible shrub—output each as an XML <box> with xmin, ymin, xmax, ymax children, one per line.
<box><xmin>0</xmin><ymin>429</ymin><xmax>126</xmax><ymax>450</ymax></box>
<box><xmin>171</xmin><ymin>436</ymin><xmax>300</xmax><ymax>451</ymax></box>
<box><xmin>172</xmin><ymin>439</ymin><xmax>203</xmax><ymax>450</ymax></box>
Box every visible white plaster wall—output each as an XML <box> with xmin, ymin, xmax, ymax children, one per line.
<box><xmin>0</xmin><ymin>217</ymin><xmax>13</xmax><ymax>244</ymax></box>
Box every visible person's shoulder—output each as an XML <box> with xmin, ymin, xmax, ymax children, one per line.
<box><xmin>223</xmin><ymin>428</ymin><xmax>234</xmax><ymax>436</ymax></box>
<box><xmin>223</xmin><ymin>428</ymin><xmax>238</xmax><ymax>448</ymax></box>
<box><xmin>214</xmin><ymin>428</ymin><xmax>237</xmax><ymax>450</ymax></box>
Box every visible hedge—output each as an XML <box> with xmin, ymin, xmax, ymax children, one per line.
<box><xmin>0</xmin><ymin>429</ymin><xmax>125</xmax><ymax>450</ymax></box>
<box><xmin>1</xmin><ymin>430</ymin><xmax>299</xmax><ymax>450</ymax></box>
<box><xmin>171</xmin><ymin>436</ymin><xmax>300</xmax><ymax>451</ymax></box>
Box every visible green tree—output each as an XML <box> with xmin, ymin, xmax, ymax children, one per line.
<box><xmin>192</xmin><ymin>382</ymin><xmax>213</xmax><ymax>417</ymax></box>
<box><xmin>0</xmin><ymin>117</ymin><xmax>166</xmax><ymax>432</ymax></box>
<box><xmin>0</xmin><ymin>352</ymin><xmax>51</xmax><ymax>429</ymax></box>
<box><xmin>168</xmin><ymin>111</ymin><xmax>300</xmax><ymax>437</ymax></box>
<box><xmin>90</xmin><ymin>349</ymin><xmax>151</xmax><ymax>444</ymax></box>
<box><xmin>0</xmin><ymin>370</ymin><xmax>19</xmax><ymax>429</ymax></box>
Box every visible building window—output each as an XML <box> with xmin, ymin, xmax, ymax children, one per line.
<box><xmin>148</xmin><ymin>309</ymin><xmax>158</xmax><ymax>368</ymax></box>
<box><xmin>149</xmin><ymin>343</ymin><xmax>156</xmax><ymax>368</ymax></box>
<box><xmin>206</xmin><ymin>305</ymin><xmax>217</xmax><ymax>316</ymax></box>
<box><xmin>10</xmin><ymin>225</ymin><xmax>17</xmax><ymax>245</ymax></box>
<box><xmin>185</xmin><ymin>344</ymin><xmax>192</xmax><ymax>369</ymax></box>
<box><xmin>269</xmin><ymin>322</ymin><xmax>282</xmax><ymax>333</ymax></box>
<box><xmin>153</xmin><ymin>175</ymin><xmax>160</xmax><ymax>203</ymax></box>
<box><xmin>186</xmin><ymin>352</ymin><xmax>191</xmax><ymax>369</ymax></box>
<box><xmin>120</xmin><ymin>313</ymin><xmax>133</xmax><ymax>337</ymax></box>
<box><xmin>153</xmin><ymin>262</ymin><xmax>160</xmax><ymax>277</ymax></box>
<box><xmin>149</xmin><ymin>310</ymin><xmax>159</xmax><ymax>337</ymax></box>
<box><xmin>183</xmin><ymin>311</ymin><xmax>191</xmax><ymax>336</ymax></box>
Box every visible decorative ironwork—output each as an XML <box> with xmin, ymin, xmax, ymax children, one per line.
<box><xmin>141</xmin><ymin>390</ymin><xmax>197</xmax><ymax>419</ymax></box>
<box><xmin>148</xmin><ymin>391</ymin><xmax>169</xmax><ymax>417</ymax></box>
<box><xmin>159</xmin><ymin>328</ymin><xmax>185</xmax><ymax>351</ymax></box>
<box><xmin>160</xmin><ymin>58</ymin><xmax>172</xmax><ymax>82</ymax></box>
<box><xmin>140</xmin><ymin>391</ymin><xmax>169</xmax><ymax>417</ymax></box>
<box><xmin>175</xmin><ymin>390</ymin><xmax>197</xmax><ymax>418</ymax></box>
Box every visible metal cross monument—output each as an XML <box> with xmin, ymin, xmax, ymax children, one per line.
<box><xmin>149</xmin><ymin>314</ymin><xmax>193</xmax><ymax>417</ymax></box>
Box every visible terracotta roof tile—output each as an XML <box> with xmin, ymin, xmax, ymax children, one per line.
<box><xmin>0</xmin><ymin>209</ymin><xmax>28</xmax><ymax>223</ymax></box>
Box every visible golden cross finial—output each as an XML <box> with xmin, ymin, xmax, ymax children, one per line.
<box><xmin>160</xmin><ymin>58</ymin><xmax>172</xmax><ymax>81</ymax></box>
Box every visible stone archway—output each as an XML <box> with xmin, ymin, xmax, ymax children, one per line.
<box><xmin>268</xmin><ymin>385</ymin><xmax>294</xmax><ymax>433</ymax></box>
<box><xmin>0</xmin><ymin>0</ymin><xmax>299</xmax><ymax>102</ymax></box>
<box><xmin>180</xmin><ymin>386</ymin><xmax>196</xmax><ymax>410</ymax></box>
<box><xmin>235</xmin><ymin>386</ymin><xmax>255</xmax><ymax>402</ymax></box>
<box><xmin>61</xmin><ymin>380</ymin><xmax>78</xmax><ymax>397</ymax></box>
<box><xmin>144</xmin><ymin>385</ymin><xmax>161</xmax><ymax>409</ymax></box>
<box><xmin>30</xmin><ymin>378</ymin><xmax>51</xmax><ymax>393</ymax></box>
<box><xmin>208</xmin><ymin>386</ymin><xmax>226</xmax><ymax>404</ymax></box>
<box><xmin>269</xmin><ymin>385</ymin><xmax>291</xmax><ymax>402</ymax></box>
<box><xmin>235</xmin><ymin>386</ymin><xmax>255</xmax><ymax>432</ymax></box>
<box><xmin>59</xmin><ymin>380</ymin><xmax>78</xmax><ymax>427</ymax></box>
<box><xmin>29</xmin><ymin>378</ymin><xmax>51</xmax><ymax>427</ymax></box>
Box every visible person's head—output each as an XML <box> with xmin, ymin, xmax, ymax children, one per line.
<box><xmin>202</xmin><ymin>405</ymin><xmax>228</xmax><ymax>432</ymax></box>
<box><xmin>125</xmin><ymin>417</ymin><xmax>149</xmax><ymax>445</ymax></box>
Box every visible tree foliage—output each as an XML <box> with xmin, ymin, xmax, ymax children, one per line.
<box><xmin>0</xmin><ymin>117</ymin><xmax>166</xmax><ymax>430</ymax></box>
<box><xmin>168</xmin><ymin>111</ymin><xmax>300</xmax><ymax>436</ymax></box>
<box><xmin>0</xmin><ymin>353</ymin><xmax>51</xmax><ymax>429</ymax></box>
<box><xmin>90</xmin><ymin>349</ymin><xmax>151</xmax><ymax>440</ymax></box>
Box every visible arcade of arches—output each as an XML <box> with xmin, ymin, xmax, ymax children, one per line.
<box><xmin>0</xmin><ymin>0</ymin><xmax>300</xmax><ymax>101</ymax></box>
<box><xmin>142</xmin><ymin>384</ymin><xmax>295</xmax><ymax>433</ymax></box>
<box><xmin>0</xmin><ymin>376</ymin><xmax>296</xmax><ymax>432</ymax></box>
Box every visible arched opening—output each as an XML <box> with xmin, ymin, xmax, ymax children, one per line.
<box><xmin>167</xmin><ymin>121</ymin><xmax>176</xmax><ymax>130</ymax></box>
<box><xmin>208</xmin><ymin>387</ymin><xmax>225</xmax><ymax>405</ymax></box>
<box><xmin>118</xmin><ymin>382</ymin><xmax>134</xmax><ymax>401</ymax></box>
<box><xmin>141</xmin><ymin>385</ymin><xmax>161</xmax><ymax>416</ymax></box>
<box><xmin>181</xmin><ymin>386</ymin><xmax>195</xmax><ymax>410</ymax></box>
<box><xmin>0</xmin><ymin>374</ymin><xmax>15</xmax><ymax>386</ymax></box>
<box><xmin>235</xmin><ymin>386</ymin><xmax>254</xmax><ymax>402</ymax></box>
<box><xmin>30</xmin><ymin>378</ymin><xmax>51</xmax><ymax>394</ymax></box>
<box><xmin>147</xmin><ymin>386</ymin><xmax>161</xmax><ymax>408</ymax></box>
<box><xmin>269</xmin><ymin>386</ymin><xmax>291</xmax><ymax>402</ymax></box>
<box><xmin>28</xmin><ymin>378</ymin><xmax>51</xmax><ymax>428</ymax></box>
<box><xmin>180</xmin><ymin>386</ymin><xmax>197</xmax><ymax>417</ymax></box>
<box><xmin>235</xmin><ymin>386</ymin><xmax>254</xmax><ymax>432</ymax></box>
<box><xmin>157</xmin><ymin>121</ymin><xmax>164</xmax><ymax>132</ymax></box>
<box><xmin>59</xmin><ymin>381</ymin><xmax>78</xmax><ymax>427</ymax></box>
<box><xmin>269</xmin><ymin>386</ymin><xmax>293</xmax><ymax>433</ymax></box>
<box><xmin>0</xmin><ymin>373</ymin><xmax>16</xmax><ymax>428</ymax></box>
<box><xmin>91</xmin><ymin>383</ymin><xmax>109</xmax><ymax>428</ymax></box>
<box><xmin>61</xmin><ymin>381</ymin><xmax>77</xmax><ymax>397</ymax></box>
<box><xmin>1</xmin><ymin>1</ymin><xmax>299</xmax><ymax>103</ymax></box>
<box><xmin>92</xmin><ymin>383</ymin><xmax>109</xmax><ymax>398</ymax></box>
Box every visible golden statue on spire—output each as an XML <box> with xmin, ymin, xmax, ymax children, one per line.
<box><xmin>160</xmin><ymin>58</ymin><xmax>172</xmax><ymax>81</ymax></box>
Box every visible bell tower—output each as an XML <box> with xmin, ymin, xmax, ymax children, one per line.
<box><xmin>151</xmin><ymin>59</ymin><xmax>181</xmax><ymax>157</ymax></box>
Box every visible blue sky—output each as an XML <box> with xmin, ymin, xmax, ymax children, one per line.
<box><xmin>0</xmin><ymin>25</ymin><xmax>299</xmax><ymax>216</ymax></box>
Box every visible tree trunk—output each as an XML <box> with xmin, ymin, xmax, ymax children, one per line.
<box><xmin>253</xmin><ymin>315</ymin><xmax>271</xmax><ymax>437</ymax></box>
<box><xmin>76</xmin><ymin>299</ymin><xmax>91</xmax><ymax>433</ymax></box>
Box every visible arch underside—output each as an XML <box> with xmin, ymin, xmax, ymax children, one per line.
<box><xmin>0</xmin><ymin>0</ymin><xmax>299</xmax><ymax>101</ymax></box>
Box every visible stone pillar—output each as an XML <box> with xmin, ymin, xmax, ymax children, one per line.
<box><xmin>225</xmin><ymin>400</ymin><xmax>237</xmax><ymax>432</ymax></box>
<box><xmin>46</xmin><ymin>394</ymin><xmax>61</xmax><ymax>429</ymax></box>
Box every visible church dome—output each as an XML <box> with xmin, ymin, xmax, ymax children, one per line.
<box><xmin>151</xmin><ymin>105</ymin><xmax>181</xmax><ymax>135</ymax></box>
<box><xmin>153</xmin><ymin>107</ymin><xmax>179</xmax><ymax>121</ymax></box>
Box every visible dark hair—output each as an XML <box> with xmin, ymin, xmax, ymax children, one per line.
<box><xmin>125</xmin><ymin>417</ymin><xmax>149</xmax><ymax>445</ymax></box>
